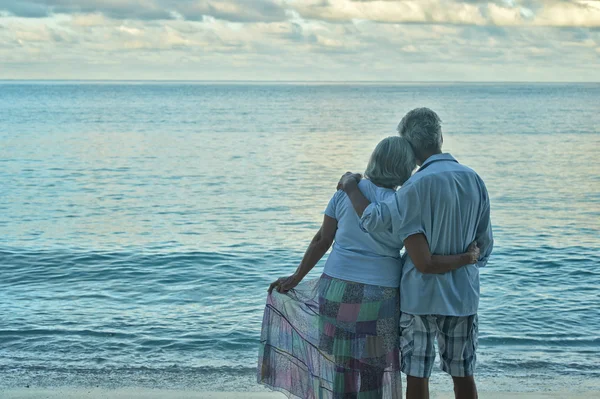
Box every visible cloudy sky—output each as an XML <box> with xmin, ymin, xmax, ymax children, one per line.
<box><xmin>0</xmin><ymin>0</ymin><xmax>599</xmax><ymax>81</ymax></box>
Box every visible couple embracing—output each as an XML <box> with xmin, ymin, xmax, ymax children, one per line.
<box><xmin>258</xmin><ymin>108</ymin><xmax>494</xmax><ymax>399</ymax></box>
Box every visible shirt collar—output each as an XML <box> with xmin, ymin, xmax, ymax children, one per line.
<box><xmin>417</xmin><ymin>153</ymin><xmax>458</xmax><ymax>172</ymax></box>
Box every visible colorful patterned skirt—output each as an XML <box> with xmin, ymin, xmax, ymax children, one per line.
<box><xmin>258</xmin><ymin>274</ymin><xmax>401</xmax><ymax>399</ymax></box>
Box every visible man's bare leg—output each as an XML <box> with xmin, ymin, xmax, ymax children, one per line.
<box><xmin>406</xmin><ymin>376</ymin><xmax>429</xmax><ymax>399</ymax></box>
<box><xmin>452</xmin><ymin>376</ymin><xmax>478</xmax><ymax>399</ymax></box>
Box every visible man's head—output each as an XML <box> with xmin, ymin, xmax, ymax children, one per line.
<box><xmin>397</xmin><ymin>107</ymin><xmax>443</xmax><ymax>165</ymax></box>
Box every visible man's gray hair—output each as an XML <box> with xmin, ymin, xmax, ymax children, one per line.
<box><xmin>364</xmin><ymin>136</ymin><xmax>416</xmax><ymax>188</ymax></box>
<box><xmin>397</xmin><ymin>107</ymin><xmax>443</xmax><ymax>154</ymax></box>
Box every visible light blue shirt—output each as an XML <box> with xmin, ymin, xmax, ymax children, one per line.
<box><xmin>360</xmin><ymin>153</ymin><xmax>493</xmax><ymax>316</ymax></box>
<box><xmin>323</xmin><ymin>179</ymin><xmax>403</xmax><ymax>288</ymax></box>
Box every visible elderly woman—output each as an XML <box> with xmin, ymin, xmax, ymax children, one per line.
<box><xmin>258</xmin><ymin>136</ymin><xmax>478</xmax><ymax>399</ymax></box>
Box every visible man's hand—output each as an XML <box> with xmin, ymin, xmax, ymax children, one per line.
<box><xmin>467</xmin><ymin>242</ymin><xmax>480</xmax><ymax>264</ymax></box>
<box><xmin>336</xmin><ymin>172</ymin><xmax>362</xmax><ymax>192</ymax></box>
<box><xmin>268</xmin><ymin>274</ymin><xmax>301</xmax><ymax>294</ymax></box>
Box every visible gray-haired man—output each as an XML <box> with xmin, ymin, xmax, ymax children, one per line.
<box><xmin>339</xmin><ymin>108</ymin><xmax>493</xmax><ymax>399</ymax></box>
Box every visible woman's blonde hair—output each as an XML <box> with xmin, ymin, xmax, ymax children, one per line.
<box><xmin>364</xmin><ymin>136</ymin><xmax>416</xmax><ymax>188</ymax></box>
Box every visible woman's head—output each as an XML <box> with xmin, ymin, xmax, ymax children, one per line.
<box><xmin>364</xmin><ymin>136</ymin><xmax>416</xmax><ymax>189</ymax></box>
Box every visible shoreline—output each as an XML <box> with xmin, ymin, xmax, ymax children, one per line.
<box><xmin>2</xmin><ymin>389</ymin><xmax>600</xmax><ymax>399</ymax></box>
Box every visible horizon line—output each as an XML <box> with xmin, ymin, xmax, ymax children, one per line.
<box><xmin>1</xmin><ymin>79</ymin><xmax>599</xmax><ymax>84</ymax></box>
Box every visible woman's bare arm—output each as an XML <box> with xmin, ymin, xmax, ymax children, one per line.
<box><xmin>269</xmin><ymin>215</ymin><xmax>338</xmax><ymax>293</ymax></box>
<box><xmin>404</xmin><ymin>233</ymin><xmax>479</xmax><ymax>275</ymax></box>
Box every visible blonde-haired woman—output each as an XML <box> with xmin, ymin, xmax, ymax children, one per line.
<box><xmin>258</xmin><ymin>136</ymin><xmax>478</xmax><ymax>399</ymax></box>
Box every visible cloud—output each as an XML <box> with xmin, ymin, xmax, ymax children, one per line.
<box><xmin>0</xmin><ymin>1</ymin><xmax>599</xmax><ymax>27</ymax></box>
<box><xmin>174</xmin><ymin>1</ymin><xmax>288</xmax><ymax>22</ymax></box>
<box><xmin>0</xmin><ymin>1</ymin><xmax>48</xmax><ymax>18</ymax></box>
<box><xmin>0</xmin><ymin>0</ymin><xmax>289</xmax><ymax>23</ymax></box>
<box><xmin>290</xmin><ymin>0</ymin><xmax>600</xmax><ymax>28</ymax></box>
<box><xmin>0</xmin><ymin>1</ymin><xmax>598</xmax><ymax>81</ymax></box>
<box><xmin>293</xmin><ymin>0</ymin><xmax>487</xmax><ymax>25</ymax></box>
<box><xmin>534</xmin><ymin>0</ymin><xmax>600</xmax><ymax>27</ymax></box>
<box><xmin>0</xmin><ymin>0</ymin><xmax>173</xmax><ymax>20</ymax></box>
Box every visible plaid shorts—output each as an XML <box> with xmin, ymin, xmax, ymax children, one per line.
<box><xmin>399</xmin><ymin>313</ymin><xmax>478</xmax><ymax>378</ymax></box>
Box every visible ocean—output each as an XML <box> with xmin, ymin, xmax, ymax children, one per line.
<box><xmin>1</xmin><ymin>82</ymin><xmax>599</xmax><ymax>393</ymax></box>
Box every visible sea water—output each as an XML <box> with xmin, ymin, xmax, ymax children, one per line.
<box><xmin>1</xmin><ymin>82</ymin><xmax>599</xmax><ymax>392</ymax></box>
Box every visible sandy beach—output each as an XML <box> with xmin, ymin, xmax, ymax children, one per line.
<box><xmin>2</xmin><ymin>389</ymin><xmax>599</xmax><ymax>399</ymax></box>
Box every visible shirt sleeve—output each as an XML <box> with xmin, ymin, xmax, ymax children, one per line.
<box><xmin>359</xmin><ymin>201</ymin><xmax>393</xmax><ymax>233</ymax></box>
<box><xmin>475</xmin><ymin>183</ymin><xmax>494</xmax><ymax>267</ymax></box>
<box><xmin>360</xmin><ymin>184</ymin><xmax>424</xmax><ymax>241</ymax></box>
<box><xmin>324</xmin><ymin>191</ymin><xmax>340</xmax><ymax>219</ymax></box>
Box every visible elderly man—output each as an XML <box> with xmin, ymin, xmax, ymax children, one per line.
<box><xmin>338</xmin><ymin>108</ymin><xmax>493</xmax><ymax>399</ymax></box>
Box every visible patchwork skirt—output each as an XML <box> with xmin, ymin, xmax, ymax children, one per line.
<box><xmin>258</xmin><ymin>274</ymin><xmax>401</xmax><ymax>399</ymax></box>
